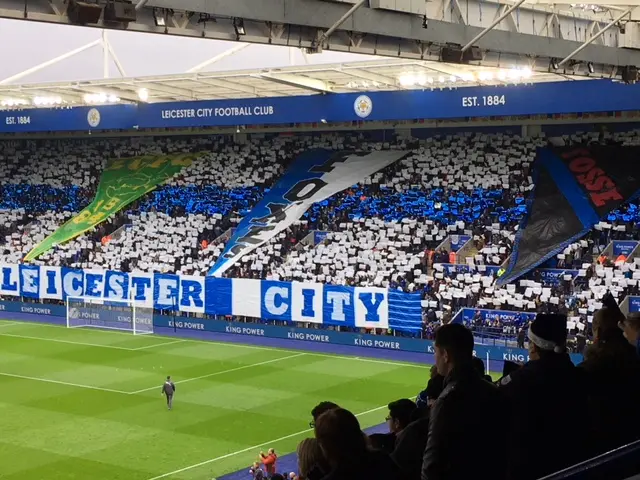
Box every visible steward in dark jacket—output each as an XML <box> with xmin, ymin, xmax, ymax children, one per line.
<box><xmin>499</xmin><ymin>313</ymin><xmax>588</xmax><ymax>480</ymax></box>
<box><xmin>421</xmin><ymin>324</ymin><xmax>508</xmax><ymax>480</ymax></box>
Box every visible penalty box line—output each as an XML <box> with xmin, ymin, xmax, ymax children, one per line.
<box><xmin>145</xmin><ymin>404</ymin><xmax>389</xmax><ymax>480</ymax></box>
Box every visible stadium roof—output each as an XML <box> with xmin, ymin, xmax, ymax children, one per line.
<box><xmin>0</xmin><ymin>57</ymin><xmax>590</xmax><ymax>107</ymax></box>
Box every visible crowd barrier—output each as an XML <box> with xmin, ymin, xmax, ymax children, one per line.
<box><xmin>0</xmin><ymin>299</ymin><xmax>583</xmax><ymax>365</ymax></box>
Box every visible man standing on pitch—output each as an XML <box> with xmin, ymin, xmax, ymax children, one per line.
<box><xmin>161</xmin><ymin>376</ymin><xmax>176</xmax><ymax>410</ymax></box>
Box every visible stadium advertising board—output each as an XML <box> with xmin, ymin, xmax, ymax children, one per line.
<box><xmin>536</xmin><ymin>269</ymin><xmax>580</xmax><ymax>285</ymax></box>
<box><xmin>441</xmin><ymin>264</ymin><xmax>501</xmax><ymax>276</ymax></box>
<box><xmin>0</xmin><ymin>264</ymin><xmax>421</xmax><ymax>331</ymax></box>
<box><xmin>2</xmin><ymin>80</ymin><xmax>640</xmax><ymax>133</ymax></box>
<box><xmin>0</xmin><ymin>299</ymin><xmax>582</xmax><ymax>365</ymax></box>
<box><xmin>449</xmin><ymin>235</ymin><xmax>471</xmax><ymax>252</ymax></box>
<box><xmin>613</xmin><ymin>240</ymin><xmax>639</xmax><ymax>257</ymax></box>
<box><xmin>460</xmin><ymin>308</ymin><xmax>536</xmax><ymax>324</ymax></box>
<box><xmin>630</xmin><ymin>296</ymin><xmax>640</xmax><ymax>313</ymax></box>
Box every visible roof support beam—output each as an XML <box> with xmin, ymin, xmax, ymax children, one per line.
<box><xmin>186</xmin><ymin>43</ymin><xmax>251</xmax><ymax>73</ymax></box>
<box><xmin>0</xmin><ymin>38</ymin><xmax>101</xmax><ymax>85</ymax></box>
<box><xmin>558</xmin><ymin>8</ymin><xmax>633</xmax><ymax>67</ymax></box>
<box><xmin>462</xmin><ymin>0</ymin><xmax>527</xmax><ymax>51</ymax></box>
<box><xmin>318</xmin><ymin>0</ymin><xmax>366</xmax><ymax>46</ymax></box>
<box><xmin>256</xmin><ymin>73</ymin><xmax>333</xmax><ymax>93</ymax></box>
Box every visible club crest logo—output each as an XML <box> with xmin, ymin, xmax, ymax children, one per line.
<box><xmin>87</xmin><ymin>108</ymin><xmax>101</xmax><ymax>128</ymax></box>
<box><xmin>354</xmin><ymin>95</ymin><xmax>373</xmax><ymax>119</ymax></box>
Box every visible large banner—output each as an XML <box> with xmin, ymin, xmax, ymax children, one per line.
<box><xmin>0</xmin><ymin>264</ymin><xmax>422</xmax><ymax>332</ymax></box>
<box><xmin>498</xmin><ymin>146</ymin><xmax>640</xmax><ymax>286</ymax></box>
<box><xmin>24</xmin><ymin>154</ymin><xmax>194</xmax><ymax>261</ymax></box>
<box><xmin>209</xmin><ymin>149</ymin><xmax>409</xmax><ymax>276</ymax></box>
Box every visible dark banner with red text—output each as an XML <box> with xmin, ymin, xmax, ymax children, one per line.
<box><xmin>497</xmin><ymin>145</ymin><xmax>640</xmax><ymax>286</ymax></box>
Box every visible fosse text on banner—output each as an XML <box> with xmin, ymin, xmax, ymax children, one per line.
<box><xmin>0</xmin><ymin>264</ymin><xmax>422</xmax><ymax>332</ymax></box>
<box><xmin>24</xmin><ymin>154</ymin><xmax>195</xmax><ymax>261</ymax></box>
<box><xmin>498</xmin><ymin>146</ymin><xmax>640</xmax><ymax>286</ymax></box>
<box><xmin>208</xmin><ymin>149</ymin><xmax>410</xmax><ymax>276</ymax></box>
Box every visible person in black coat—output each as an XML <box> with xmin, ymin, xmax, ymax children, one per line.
<box><xmin>370</xmin><ymin>399</ymin><xmax>417</xmax><ymax>454</ymax></box>
<box><xmin>421</xmin><ymin>324</ymin><xmax>509</xmax><ymax>480</ymax></box>
<box><xmin>392</xmin><ymin>395</ymin><xmax>435</xmax><ymax>480</ymax></box>
<box><xmin>579</xmin><ymin>306</ymin><xmax>640</xmax><ymax>456</ymax></box>
<box><xmin>315</xmin><ymin>408</ymin><xmax>401</xmax><ymax>480</ymax></box>
<box><xmin>498</xmin><ymin>313</ymin><xmax>588</xmax><ymax>480</ymax></box>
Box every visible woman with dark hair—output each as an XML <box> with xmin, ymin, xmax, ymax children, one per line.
<box><xmin>314</xmin><ymin>408</ymin><xmax>400</xmax><ymax>480</ymax></box>
<box><xmin>579</xmin><ymin>307</ymin><xmax>640</xmax><ymax>455</ymax></box>
<box><xmin>296</xmin><ymin>438</ymin><xmax>329</xmax><ymax>480</ymax></box>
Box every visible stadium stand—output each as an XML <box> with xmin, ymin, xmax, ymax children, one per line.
<box><xmin>2</xmin><ymin>130</ymin><xmax>640</xmax><ymax>342</ymax></box>
<box><xmin>2</xmin><ymin>128</ymin><xmax>640</xmax><ymax>480</ymax></box>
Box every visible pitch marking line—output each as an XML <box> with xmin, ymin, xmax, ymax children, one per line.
<box><xmin>0</xmin><ymin>353</ymin><xmax>309</xmax><ymax>396</ymax></box>
<box><xmin>0</xmin><ymin>332</ymin><xmax>137</xmax><ymax>350</ymax></box>
<box><xmin>129</xmin><ymin>352</ymin><xmax>308</xmax><ymax>394</ymax></box>
<box><xmin>0</xmin><ymin>321</ymin><xmax>21</xmax><ymax>328</ymax></box>
<box><xmin>145</xmin><ymin>404</ymin><xmax>388</xmax><ymax>480</ymax></box>
<box><xmin>131</xmin><ymin>339</ymin><xmax>187</xmax><ymax>350</ymax></box>
<box><xmin>0</xmin><ymin>332</ymin><xmax>183</xmax><ymax>352</ymax></box>
<box><xmin>0</xmin><ymin>371</ymin><xmax>130</xmax><ymax>394</ymax></box>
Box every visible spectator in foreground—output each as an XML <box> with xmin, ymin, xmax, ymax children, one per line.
<box><xmin>416</xmin><ymin>365</ymin><xmax>444</xmax><ymax>410</ymax></box>
<box><xmin>392</xmin><ymin>398</ymin><xmax>436</xmax><ymax>480</ymax></box>
<box><xmin>619</xmin><ymin>312</ymin><xmax>640</xmax><ymax>356</ymax></box>
<box><xmin>499</xmin><ymin>313</ymin><xmax>588</xmax><ymax>480</ymax></box>
<box><xmin>310</xmin><ymin>401</ymin><xmax>339</xmax><ymax>428</ymax></box>
<box><xmin>370</xmin><ymin>399</ymin><xmax>417</xmax><ymax>454</ymax></box>
<box><xmin>422</xmin><ymin>324</ymin><xmax>508</xmax><ymax>480</ymax></box>
<box><xmin>580</xmin><ymin>307</ymin><xmax>640</xmax><ymax>455</ymax></box>
<box><xmin>315</xmin><ymin>408</ymin><xmax>400</xmax><ymax>480</ymax></box>
<box><xmin>296</xmin><ymin>438</ymin><xmax>329</xmax><ymax>480</ymax></box>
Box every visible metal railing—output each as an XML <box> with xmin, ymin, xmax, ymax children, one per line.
<box><xmin>539</xmin><ymin>439</ymin><xmax>640</xmax><ymax>480</ymax></box>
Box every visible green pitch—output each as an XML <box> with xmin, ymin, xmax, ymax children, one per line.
<box><xmin>0</xmin><ymin>319</ymin><xmax>429</xmax><ymax>480</ymax></box>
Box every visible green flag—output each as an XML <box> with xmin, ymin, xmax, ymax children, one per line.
<box><xmin>24</xmin><ymin>153</ymin><xmax>195</xmax><ymax>262</ymax></box>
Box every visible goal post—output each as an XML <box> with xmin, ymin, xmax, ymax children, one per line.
<box><xmin>66</xmin><ymin>296</ymin><xmax>154</xmax><ymax>335</ymax></box>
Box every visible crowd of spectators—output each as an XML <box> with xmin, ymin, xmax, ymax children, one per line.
<box><xmin>1</xmin><ymin>130</ymin><xmax>640</xmax><ymax>344</ymax></box>
<box><xmin>251</xmin><ymin>308</ymin><xmax>640</xmax><ymax>480</ymax></box>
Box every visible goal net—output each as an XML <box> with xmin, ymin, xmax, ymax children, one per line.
<box><xmin>66</xmin><ymin>297</ymin><xmax>154</xmax><ymax>335</ymax></box>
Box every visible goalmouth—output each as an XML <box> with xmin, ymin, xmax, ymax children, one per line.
<box><xmin>66</xmin><ymin>296</ymin><xmax>154</xmax><ymax>335</ymax></box>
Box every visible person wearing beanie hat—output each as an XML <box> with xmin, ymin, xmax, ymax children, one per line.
<box><xmin>527</xmin><ymin>313</ymin><xmax>568</xmax><ymax>357</ymax></box>
<box><xmin>498</xmin><ymin>313</ymin><xmax>588</xmax><ymax>480</ymax></box>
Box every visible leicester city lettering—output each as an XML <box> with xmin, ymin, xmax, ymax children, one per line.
<box><xmin>0</xmin><ymin>264</ymin><xmax>421</xmax><ymax>331</ymax></box>
<box><xmin>160</xmin><ymin>105</ymin><xmax>274</xmax><ymax>120</ymax></box>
